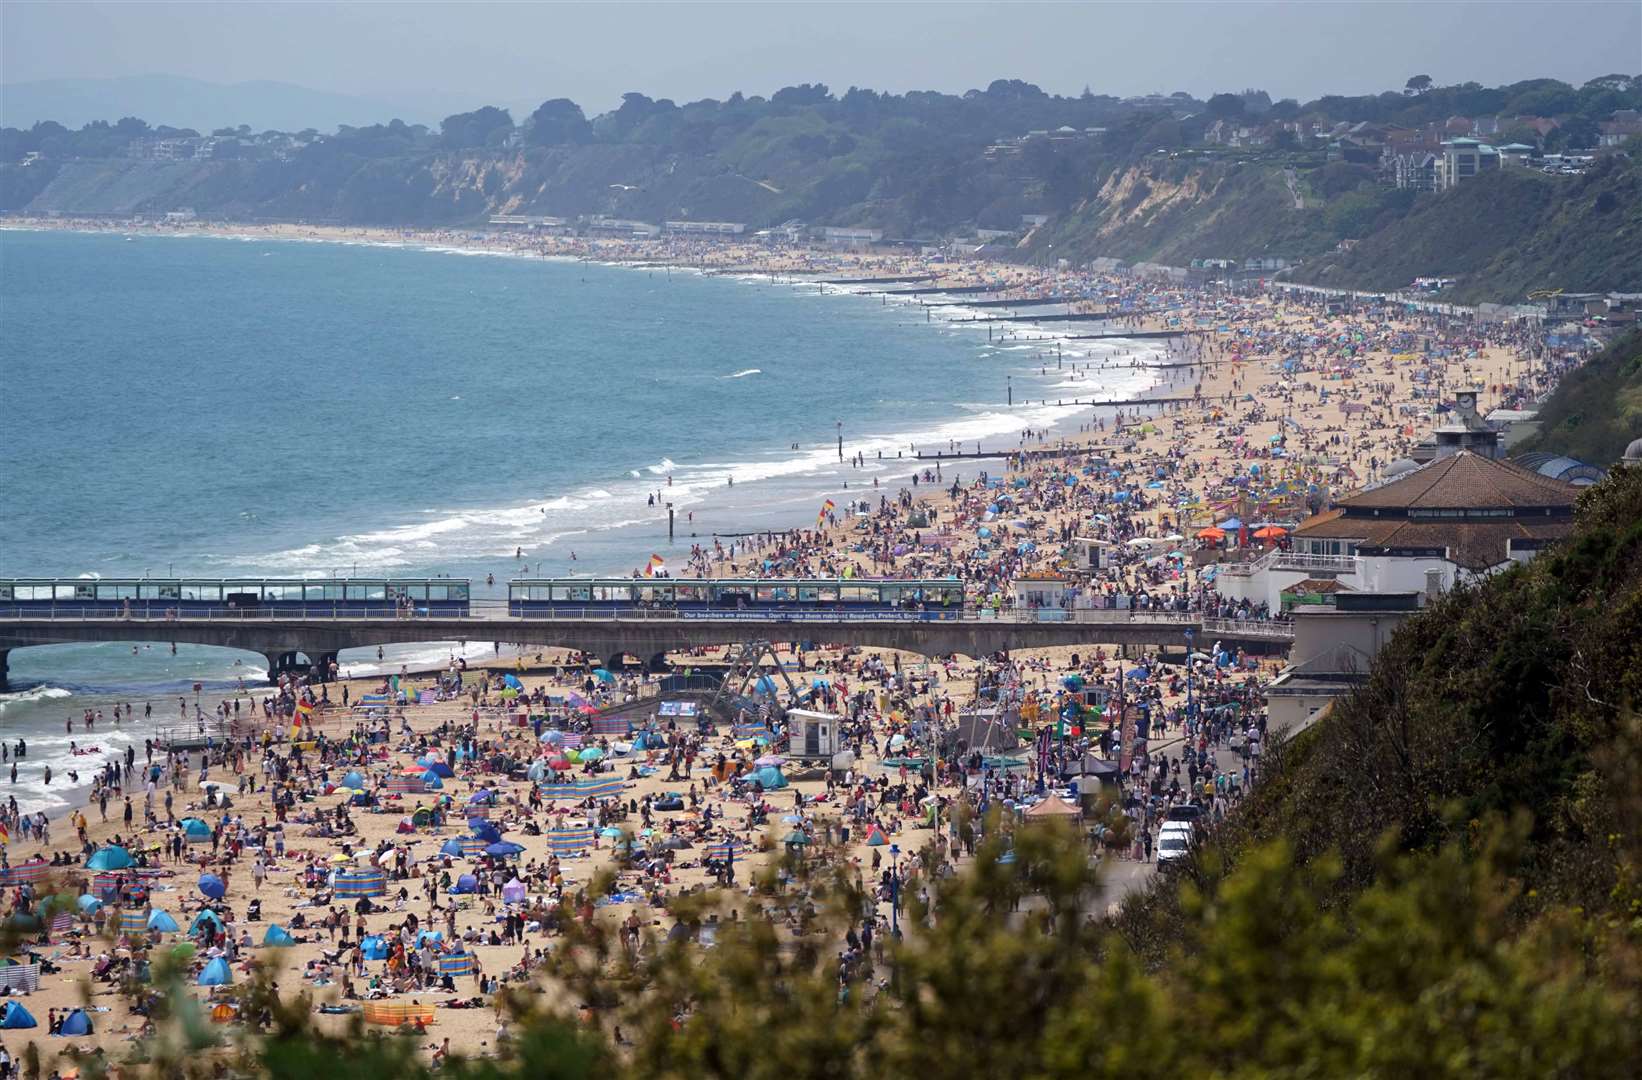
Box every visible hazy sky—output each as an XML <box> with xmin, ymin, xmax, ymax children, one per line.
<box><xmin>5</xmin><ymin>0</ymin><xmax>1639</xmax><ymax>116</ymax></box>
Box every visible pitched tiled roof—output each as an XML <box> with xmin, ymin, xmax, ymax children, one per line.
<box><xmin>1338</xmin><ymin>451</ymin><xmax>1578</xmax><ymax>511</ymax></box>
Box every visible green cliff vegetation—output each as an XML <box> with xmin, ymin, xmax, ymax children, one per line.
<box><xmin>1515</xmin><ymin>330</ymin><xmax>1642</xmax><ymax>464</ymax></box>
<box><xmin>31</xmin><ymin>468</ymin><xmax>1642</xmax><ymax>1079</ymax></box>
<box><xmin>1288</xmin><ymin>159</ymin><xmax>1642</xmax><ymax>300</ymax></box>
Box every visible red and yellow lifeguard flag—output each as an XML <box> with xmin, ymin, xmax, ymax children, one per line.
<box><xmin>818</xmin><ymin>499</ymin><xmax>836</xmax><ymax>525</ymax></box>
<box><xmin>644</xmin><ymin>554</ymin><xmax>666</xmax><ymax>577</ymax></box>
<box><xmin>294</xmin><ymin>700</ymin><xmax>315</xmax><ymax>723</ymax></box>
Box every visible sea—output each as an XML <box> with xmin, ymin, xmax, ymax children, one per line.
<box><xmin>0</xmin><ymin>225</ymin><xmax>1164</xmax><ymax>811</ymax></box>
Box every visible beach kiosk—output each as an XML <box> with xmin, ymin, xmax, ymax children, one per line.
<box><xmin>785</xmin><ymin>709</ymin><xmax>842</xmax><ymax>761</ymax></box>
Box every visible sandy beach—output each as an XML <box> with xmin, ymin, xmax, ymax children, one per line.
<box><xmin>0</xmin><ymin>216</ymin><xmax>1576</xmax><ymax>1072</ymax></box>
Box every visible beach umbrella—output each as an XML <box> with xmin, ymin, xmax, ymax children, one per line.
<box><xmin>539</xmin><ymin>729</ymin><xmax>564</xmax><ymax>744</ymax></box>
<box><xmin>599</xmin><ymin>826</ymin><xmax>624</xmax><ymax>839</ymax></box>
<box><xmin>468</xmin><ymin>789</ymin><xmax>496</xmax><ymax>805</ymax></box>
<box><xmin>484</xmin><ymin>841</ymin><xmax>524</xmax><ymax>858</ymax></box>
<box><xmin>146</xmin><ymin>909</ymin><xmax>179</xmax><ymax>934</ymax></box>
<box><xmin>197</xmin><ymin>874</ymin><xmax>226</xmax><ymax>900</ymax></box>
<box><xmin>783</xmin><ymin>830</ymin><xmax>811</xmax><ymax>846</ymax></box>
<box><xmin>1253</xmin><ymin>525</ymin><xmax>1288</xmax><ymax>539</ymax></box>
<box><xmin>579</xmin><ymin>746</ymin><xmax>605</xmax><ymax>762</ymax></box>
<box><xmin>501</xmin><ymin>878</ymin><xmax>527</xmax><ymax>905</ymax></box>
<box><xmin>755</xmin><ymin>754</ymin><xmax>785</xmax><ymax>767</ymax></box>
<box><xmin>1196</xmin><ymin>527</ymin><xmax>1226</xmax><ymax>541</ymax></box>
<box><xmin>526</xmin><ymin>761</ymin><xmax>547</xmax><ymax>781</ymax></box>
<box><xmin>591</xmin><ymin>668</ymin><xmax>615</xmax><ymax>684</ymax></box>
<box><xmin>197</xmin><ymin>956</ymin><xmax>233</xmax><ymax>986</ymax></box>
<box><xmin>85</xmin><ymin>845</ymin><xmax>135</xmax><ymax>871</ymax></box>
<box><xmin>549</xmin><ymin>757</ymin><xmax>572</xmax><ymax>771</ymax></box>
<box><xmin>262</xmin><ymin>924</ymin><xmax>296</xmax><ymax>947</ymax></box>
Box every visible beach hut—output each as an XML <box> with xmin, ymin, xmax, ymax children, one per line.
<box><xmin>197</xmin><ymin>874</ymin><xmax>226</xmax><ymax>900</ymax></box>
<box><xmin>437</xmin><ymin>952</ymin><xmax>476</xmax><ymax>978</ymax></box>
<box><xmin>262</xmin><ymin>924</ymin><xmax>296</xmax><ymax>947</ymax></box>
<box><xmin>84</xmin><ymin>845</ymin><xmax>135</xmax><ymax>871</ymax></box>
<box><xmin>334</xmin><ymin>869</ymin><xmax>388</xmax><ymax>898</ymax></box>
<box><xmin>146</xmin><ymin>909</ymin><xmax>179</xmax><ymax>934</ymax></box>
<box><xmin>58</xmin><ymin>1009</ymin><xmax>93</xmax><ymax>1037</ymax></box>
<box><xmin>198</xmin><ymin>956</ymin><xmax>232</xmax><ymax>986</ymax></box>
<box><xmin>0</xmin><ymin>1002</ymin><xmax>37</xmax><ymax>1029</ymax></box>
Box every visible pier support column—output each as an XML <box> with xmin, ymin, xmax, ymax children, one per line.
<box><xmin>0</xmin><ymin>649</ymin><xmax>8</xmax><ymax>692</ymax></box>
<box><xmin>646</xmin><ymin>651</ymin><xmax>672</xmax><ymax>675</ymax></box>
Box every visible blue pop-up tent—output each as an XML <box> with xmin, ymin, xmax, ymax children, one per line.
<box><xmin>59</xmin><ymin>1009</ymin><xmax>93</xmax><ymax>1036</ymax></box>
<box><xmin>146</xmin><ymin>909</ymin><xmax>179</xmax><ymax>933</ymax></box>
<box><xmin>198</xmin><ymin>956</ymin><xmax>233</xmax><ymax>985</ymax></box>
<box><xmin>0</xmin><ymin>1001</ymin><xmax>36</xmax><ymax>1029</ymax></box>
<box><xmin>262</xmin><ymin>924</ymin><xmax>295</xmax><ymax>946</ymax></box>
<box><xmin>359</xmin><ymin>934</ymin><xmax>390</xmax><ymax>960</ymax></box>
<box><xmin>752</xmin><ymin>766</ymin><xmax>788</xmax><ymax>790</ymax></box>
<box><xmin>341</xmin><ymin>771</ymin><xmax>366</xmax><ymax>789</ymax></box>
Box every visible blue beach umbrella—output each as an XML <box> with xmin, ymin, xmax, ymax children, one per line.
<box><xmin>197</xmin><ymin>874</ymin><xmax>226</xmax><ymax>900</ymax></box>
<box><xmin>484</xmin><ymin>841</ymin><xmax>524</xmax><ymax>857</ymax></box>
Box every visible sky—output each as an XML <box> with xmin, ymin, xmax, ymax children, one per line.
<box><xmin>3</xmin><ymin>0</ymin><xmax>1639</xmax><ymax>121</ymax></box>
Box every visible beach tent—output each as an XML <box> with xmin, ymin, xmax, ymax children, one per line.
<box><xmin>864</xmin><ymin>826</ymin><xmax>889</xmax><ymax>847</ymax></box>
<box><xmin>85</xmin><ymin>845</ymin><xmax>135</xmax><ymax>871</ymax></box>
<box><xmin>414</xmin><ymin>929</ymin><xmax>444</xmax><ymax>948</ymax></box>
<box><xmin>58</xmin><ymin>1009</ymin><xmax>93</xmax><ymax>1036</ymax></box>
<box><xmin>262</xmin><ymin>924</ymin><xmax>296</xmax><ymax>947</ymax></box>
<box><xmin>341</xmin><ymin>771</ymin><xmax>366</xmax><ymax>789</ymax></box>
<box><xmin>359</xmin><ymin>935</ymin><xmax>390</xmax><ymax>960</ymax></box>
<box><xmin>0</xmin><ymin>1002</ymin><xmax>37</xmax><ymax>1029</ymax></box>
<box><xmin>197</xmin><ymin>874</ymin><xmax>226</xmax><ymax>900</ymax></box>
<box><xmin>419</xmin><ymin>773</ymin><xmax>445</xmax><ymax>790</ymax></box>
<box><xmin>198</xmin><ymin>956</ymin><xmax>233</xmax><ymax>986</ymax></box>
<box><xmin>469</xmin><ymin>821</ymin><xmax>502</xmax><ymax>843</ymax></box>
<box><xmin>146</xmin><ymin>909</ymin><xmax>179</xmax><ymax>934</ymax></box>
<box><xmin>179</xmin><ymin>818</ymin><xmax>212</xmax><ymax>843</ymax></box>
<box><xmin>501</xmin><ymin>878</ymin><xmax>527</xmax><ymax>905</ymax></box>
<box><xmin>424</xmin><ymin>762</ymin><xmax>454</xmax><ymax>778</ymax></box>
<box><xmin>752</xmin><ymin>766</ymin><xmax>788</xmax><ymax>790</ymax></box>
<box><xmin>449</xmin><ymin>874</ymin><xmax>478</xmax><ymax>895</ymax></box>
<box><xmin>439</xmin><ymin>838</ymin><xmax>467</xmax><ymax>858</ymax></box>
<box><xmin>190</xmin><ymin>909</ymin><xmax>223</xmax><ymax>935</ymax></box>
<box><xmin>75</xmin><ymin>894</ymin><xmax>102</xmax><ymax>914</ymax></box>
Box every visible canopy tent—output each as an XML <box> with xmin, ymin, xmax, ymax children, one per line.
<box><xmin>262</xmin><ymin>924</ymin><xmax>296</xmax><ymax>946</ymax></box>
<box><xmin>1024</xmin><ymin>796</ymin><xmax>1082</xmax><ymax>818</ymax></box>
<box><xmin>198</xmin><ymin>956</ymin><xmax>233</xmax><ymax>986</ymax></box>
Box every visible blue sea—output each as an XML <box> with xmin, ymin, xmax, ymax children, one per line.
<box><xmin>0</xmin><ymin>226</ymin><xmax>1161</xmax><ymax>809</ymax></box>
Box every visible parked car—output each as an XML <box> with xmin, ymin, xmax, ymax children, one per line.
<box><xmin>1156</xmin><ymin>833</ymin><xmax>1192</xmax><ymax>867</ymax></box>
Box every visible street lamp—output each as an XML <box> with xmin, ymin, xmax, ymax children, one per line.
<box><xmin>889</xmin><ymin>842</ymin><xmax>901</xmax><ymax>937</ymax></box>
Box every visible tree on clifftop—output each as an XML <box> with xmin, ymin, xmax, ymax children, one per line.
<box><xmin>525</xmin><ymin>98</ymin><xmax>591</xmax><ymax>146</ymax></box>
<box><xmin>1206</xmin><ymin>93</ymin><xmax>1246</xmax><ymax>119</ymax></box>
<box><xmin>439</xmin><ymin>106</ymin><xmax>513</xmax><ymax>149</ymax></box>
<box><xmin>1405</xmin><ymin>74</ymin><xmax>1434</xmax><ymax>95</ymax></box>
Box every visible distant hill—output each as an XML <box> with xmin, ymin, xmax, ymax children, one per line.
<box><xmin>0</xmin><ymin>74</ymin><xmax>425</xmax><ymax>133</ymax></box>
<box><xmin>1513</xmin><ymin>329</ymin><xmax>1642</xmax><ymax>465</ymax></box>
